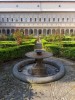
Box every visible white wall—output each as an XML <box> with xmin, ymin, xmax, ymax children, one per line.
<box><xmin>0</xmin><ymin>2</ymin><xmax>75</xmax><ymax>12</ymax></box>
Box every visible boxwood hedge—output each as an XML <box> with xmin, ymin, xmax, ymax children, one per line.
<box><xmin>0</xmin><ymin>44</ymin><xmax>34</xmax><ymax>62</ymax></box>
<box><xmin>45</xmin><ymin>44</ymin><xmax>75</xmax><ymax>60</ymax></box>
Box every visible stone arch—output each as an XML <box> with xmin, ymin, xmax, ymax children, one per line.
<box><xmin>52</xmin><ymin>29</ymin><xmax>55</xmax><ymax>34</ymax></box>
<box><xmin>11</xmin><ymin>29</ymin><xmax>15</xmax><ymax>34</ymax></box>
<box><xmin>29</xmin><ymin>29</ymin><xmax>33</xmax><ymax>35</ymax></box>
<box><xmin>43</xmin><ymin>29</ymin><xmax>46</xmax><ymax>36</ymax></box>
<box><xmin>47</xmin><ymin>29</ymin><xmax>51</xmax><ymax>35</ymax></box>
<box><xmin>7</xmin><ymin>29</ymin><xmax>10</xmax><ymax>35</ymax></box>
<box><xmin>65</xmin><ymin>29</ymin><xmax>69</xmax><ymax>35</ymax></box>
<box><xmin>2</xmin><ymin>29</ymin><xmax>6</xmax><ymax>34</ymax></box>
<box><xmin>61</xmin><ymin>29</ymin><xmax>64</xmax><ymax>34</ymax></box>
<box><xmin>70</xmin><ymin>29</ymin><xmax>73</xmax><ymax>35</ymax></box>
<box><xmin>38</xmin><ymin>29</ymin><xmax>42</xmax><ymax>35</ymax></box>
<box><xmin>34</xmin><ymin>29</ymin><xmax>37</xmax><ymax>36</ymax></box>
<box><xmin>25</xmin><ymin>29</ymin><xmax>28</xmax><ymax>35</ymax></box>
<box><xmin>20</xmin><ymin>29</ymin><xmax>24</xmax><ymax>34</ymax></box>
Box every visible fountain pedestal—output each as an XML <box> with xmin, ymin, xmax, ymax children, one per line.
<box><xmin>32</xmin><ymin>58</ymin><xmax>46</xmax><ymax>76</ymax></box>
<box><xmin>26</xmin><ymin>50</ymin><xmax>52</xmax><ymax>76</ymax></box>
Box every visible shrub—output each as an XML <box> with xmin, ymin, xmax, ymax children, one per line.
<box><xmin>45</xmin><ymin>44</ymin><xmax>61</xmax><ymax>56</ymax></box>
<box><xmin>60</xmin><ymin>47</ymin><xmax>75</xmax><ymax>60</ymax></box>
<box><xmin>0</xmin><ymin>44</ymin><xmax>34</xmax><ymax>62</ymax></box>
<box><xmin>13</xmin><ymin>29</ymin><xmax>24</xmax><ymax>45</ymax></box>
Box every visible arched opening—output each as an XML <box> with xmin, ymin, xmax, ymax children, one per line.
<box><xmin>34</xmin><ymin>29</ymin><xmax>37</xmax><ymax>36</ymax></box>
<box><xmin>47</xmin><ymin>29</ymin><xmax>51</xmax><ymax>35</ymax></box>
<box><xmin>2</xmin><ymin>29</ymin><xmax>6</xmax><ymax>34</ymax></box>
<box><xmin>43</xmin><ymin>29</ymin><xmax>46</xmax><ymax>36</ymax></box>
<box><xmin>7</xmin><ymin>29</ymin><xmax>10</xmax><ymax>35</ymax></box>
<box><xmin>0</xmin><ymin>29</ymin><xmax>1</xmax><ymax>34</ymax></box>
<box><xmin>65</xmin><ymin>29</ymin><xmax>69</xmax><ymax>35</ymax></box>
<box><xmin>29</xmin><ymin>29</ymin><xmax>33</xmax><ymax>35</ymax></box>
<box><xmin>11</xmin><ymin>29</ymin><xmax>15</xmax><ymax>34</ymax></box>
<box><xmin>70</xmin><ymin>29</ymin><xmax>73</xmax><ymax>36</ymax></box>
<box><xmin>52</xmin><ymin>29</ymin><xmax>55</xmax><ymax>34</ymax></box>
<box><xmin>38</xmin><ymin>29</ymin><xmax>42</xmax><ymax>35</ymax></box>
<box><xmin>20</xmin><ymin>29</ymin><xmax>24</xmax><ymax>34</ymax></box>
<box><xmin>25</xmin><ymin>29</ymin><xmax>28</xmax><ymax>35</ymax></box>
<box><xmin>56</xmin><ymin>29</ymin><xmax>60</xmax><ymax>34</ymax></box>
<box><xmin>61</xmin><ymin>29</ymin><xmax>64</xmax><ymax>34</ymax></box>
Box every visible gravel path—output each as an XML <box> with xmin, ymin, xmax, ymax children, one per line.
<box><xmin>0</xmin><ymin>57</ymin><xmax>75</xmax><ymax>100</ymax></box>
<box><xmin>30</xmin><ymin>57</ymin><xmax>75</xmax><ymax>100</ymax></box>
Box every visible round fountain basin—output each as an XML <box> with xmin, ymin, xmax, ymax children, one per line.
<box><xmin>13</xmin><ymin>59</ymin><xmax>65</xmax><ymax>84</ymax></box>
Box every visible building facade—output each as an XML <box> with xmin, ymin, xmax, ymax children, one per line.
<box><xmin>0</xmin><ymin>0</ymin><xmax>75</xmax><ymax>36</ymax></box>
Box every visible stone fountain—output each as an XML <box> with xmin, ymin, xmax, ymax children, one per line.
<box><xmin>13</xmin><ymin>50</ymin><xmax>65</xmax><ymax>83</ymax></box>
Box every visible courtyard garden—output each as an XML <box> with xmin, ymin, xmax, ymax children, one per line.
<box><xmin>0</xmin><ymin>31</ymin><xmax>75</xmax><ymax>100</ymax></box>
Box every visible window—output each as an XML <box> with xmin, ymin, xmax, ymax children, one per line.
<box><xmin>35</xmin><ymin>18</ymin><xmax>36</xmax><ymax>22</ymax></box>
<box><xmin>49</xmin><ymin>18</ymin><xmax>50</xmax><ymax>22</ymax></box>
<box><xmin>44</xmin><ymin>18</ymin><xmax>46</xmax><ymax>22</ymax></box>
<box><xmin>62</xmin><ymin>18</ymin><xmax>64</xmax><ymax>22</ymax></box>
<box><xmin>39</xmin><ymin>18</ymin><xmax>41</xmax><ymax>22</ymax></box>
<box><xmin>12</xmin><ymin>18</ymin><xmax>13</xmax><ymax>22</ymax></box>
<box><xmin>53</xmin><ymin>18</ymin><xmax>55</xmax><ymax>22</ymax></box>
<box><xmin>7</xmin><ymin>18</ymin><xmax>9</xmax><ymax>22</ymax></box>
<box><xmin>2</xmin><ymin>18</ymin><xmax>4</xmax><ymax>22</ymax></box>
<box><xmin>21</xmin><ymin>18</ymin><xmax>23</xmax><ymax>22</ymax></box>
<box><xmin>67</xmin><ymin>18</ymin><xmax>69</xmax><ymax>22</ymax></box>
<box><xmin>30</xmin><ymin>18</ymin><xmax>32</xmax><ymax>22</ymax></box>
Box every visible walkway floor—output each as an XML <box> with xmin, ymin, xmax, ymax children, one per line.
<box><xmin>0</xmin><ymin>57</ymin><xmax>75</xmax><ymax>100</ymax></box>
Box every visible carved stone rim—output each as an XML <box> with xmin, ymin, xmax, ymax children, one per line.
<box><xmin>13</xmin><ymin>59</ymin><xmax>65</xmax><ymax>84</ymax></box>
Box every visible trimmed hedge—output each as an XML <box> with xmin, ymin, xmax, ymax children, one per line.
<box><xmin>60</xmin><ymin>47</ymin><xmax>75</xmax><ymax>60</ymax></box>
<box><xmin>45</xmin><ymin>44</ymin><xmax>75</xmax><ymax>60</ymax></box>
<box><xmin>45</xmin><ymin>44</ymin><xmax>61</xmax><ymax>56</ymax></box>
<box><xmin>0</xmin><ymin>39</ymin><xmax>36</xmax><ymax>48</ymax></box>
<box><xmin>0</xmin><ymin>44</ymin><xmax>34</xmax><ymax>62</ymax></box>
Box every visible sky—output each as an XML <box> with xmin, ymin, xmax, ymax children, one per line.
<box><xmin>0</xmin><ymin>0</ymin><xmax>75</xmax><ymax>1</ymax></box>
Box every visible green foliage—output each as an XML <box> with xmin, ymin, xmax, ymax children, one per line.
<box><xmin>6</xmin><ymin>35</ymin><xmax>15</xmax><ymax>41</ymax></box>
<box><xmin>42</xmin><ymin>35</ymin><xmax>75</xmax><ymax>60</ymax></box>
<box><xmin>0</xmin><ymin>44</ymin><xmax>34</xmax><ymax>62</ymax></box>
<box><xmin>60</xmin><ymin>47</ymin><xmax>75</xmax><ymax>60</ymax></box>
<box><xmin>0</xmin><ymin>41</ymin><xmax>17</xmax><ymax>48</ymax></box>
<box><xmin>0</xmin><ymin>34</ymin><xmax>7</xmax><ymax>41</ymax></box>
<box><xmin>45</xmin><ymin>44</ymin><xmax>61</xmax><ymax>56</ymax></box>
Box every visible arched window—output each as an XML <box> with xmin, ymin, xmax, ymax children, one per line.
<box><xmin>2</xmin><ymin>29</ymin><xmax>6</xmax><ymax>34</ymax></box>
<box><xmin>53</xmin><ymin>18</ymin><xmax>55</xmax><ymax>22</ymax></box>
<box><xmin>30</xmin><ymin>18</ymin><xmax>32</xmax><ymax>22</ymax></box>
<box><xmin>7</xmin><ymin>29</ymin><xmax>10</xmax><ymax>35</ymax></box>
<box><xmin>67</xmin><ymin>18</ymin><xmax>69</xmax><ymax>22</ymax></box>
<box><xmin>62</xmin><ymin>18</ymin><xmax>64</xmax><ymax>22</ymax></box>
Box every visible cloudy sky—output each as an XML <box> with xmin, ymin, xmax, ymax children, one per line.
<box><xmin>0</xmin><ymin>0</ymin><xmax>75</xmax><ymax>1</ymax></box>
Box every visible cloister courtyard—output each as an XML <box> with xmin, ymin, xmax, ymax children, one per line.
<box><xmin>0</xmin><ymin>32</ymin><xmax>75</xmax><ymax>100</ymax></box>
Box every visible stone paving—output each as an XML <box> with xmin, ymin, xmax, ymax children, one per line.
<box><xmin>0</xmin><ymin>57</ymin><xmax>75</xmax><ymax>100</ymax></box>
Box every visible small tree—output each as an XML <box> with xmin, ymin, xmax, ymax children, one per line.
<box><xmin>13</xmin><ymin>29</ymin><xmax>23</xmax><ymax>45</ymax></box>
